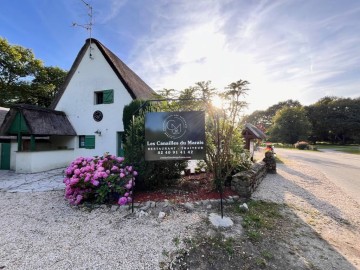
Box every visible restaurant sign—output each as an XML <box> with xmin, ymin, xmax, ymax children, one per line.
<box><xmin>145</xmin><ymin>111</ymin><xmax>205</xmax><ymax>161</ymax></box>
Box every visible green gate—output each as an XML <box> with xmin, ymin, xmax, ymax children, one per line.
<box><xmin>0</xmin><ymin>143</ymin><xmax>11</xmax><ymax>170</ymax></box>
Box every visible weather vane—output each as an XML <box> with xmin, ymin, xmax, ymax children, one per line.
<box><xmin>72</xmin><ymin>0</ymin><xmax>94</xmax><ymax>59</ymax></box>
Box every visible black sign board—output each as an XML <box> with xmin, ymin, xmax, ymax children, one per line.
<box><xmin>145</xmin><ymin>111</ymin><xmax>206</xmax><ymax>161</ymax></box>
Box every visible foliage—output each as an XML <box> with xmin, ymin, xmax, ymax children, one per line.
<box><xmin>268</xmin><ymin>106</ymin><xmax>312</xmax><ymax>144</ymax></box>
<box><xmin>63</xmin><ymin>154</ymin><xmax>137</xmax><ymax>205</ymax></box>
<box><xmin>241</xmin><ymin>99</ymin><xmax>302</xmax><ymax>133</ymax></box>
<box><xmin>0</xmin><ymin>37</ymin><xmax>67</xmax><ymax>107</ymax></box>
<box><xmin>306</xmin><ymin>96</ymin><xmax>360</xmax><ymax>144</ymax></box>
<box><xmin>123</xmin><ymin>103</ymin><xmax>187</xmax><ymax>189</ymax></box>
<box><xmin>122</xmin><ymin>99</ymin><xmax>149</xmax><ymax>135</ymax></box>
<box><xmin>244</xmin><ymin>96</ymin><xmax>360</xmax><ymax>145</ymax></box>
<box><xmin>294</xmin><ymin>141</ymin><xmax>310</xmax><ymax>150</ymax></box>
<box><xmin>123</xmin><ymin>80</ymin><xmax>250</xmax><ymax>189</ymax></box>
<box><xmin>164</xmin><ymin>80</ymin><xmax>250</xmax><ymax>183</ymax></box>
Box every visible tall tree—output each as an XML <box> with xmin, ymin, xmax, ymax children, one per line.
<box><xmin>0</xmin><ymin>37</ymin><xmax>67</xmax><ymax>107</ymax></box>
<box><xmin>242</xmin><ymin>99</ymin><xmax>302</xmax><ymax>133</ymax></box>
<box><xmin>268</xmin><ymin>106</ymin><xmax>311</xmax><ymax>144</ymax></box>
<box><xmin>306</xmin><ymin>96</ymin><xmax>360</xmax><ymax>144</ymax></box>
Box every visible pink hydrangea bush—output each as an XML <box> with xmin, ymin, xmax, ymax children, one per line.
<box><xmin>63</xmin><ymin>153</ymin><xmax>137</xmax><ymax>205</ymax></box>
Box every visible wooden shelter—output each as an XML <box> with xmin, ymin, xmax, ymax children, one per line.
<box><xmin>242</xmin><ymin>123</ymin><xmax>267</xmax><ymax>160</ymax></box>
<box><xmin>0</xmin><ymin>104</ymin><xmax>76</xmax><ymax>151</ymax></box>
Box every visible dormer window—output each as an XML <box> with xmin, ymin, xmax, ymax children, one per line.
<box><xmin>95</xmin><ymin>89</ymin><xmax>114</xmax><ymax>104</ymax></box>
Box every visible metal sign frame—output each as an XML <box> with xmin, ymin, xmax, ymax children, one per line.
<box><xmin>129</xmin><ymin>98</ymin><xmax>225</xmax><ymax>218</ymax></box>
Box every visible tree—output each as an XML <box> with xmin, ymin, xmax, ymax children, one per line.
<box><xmin>123</xmin><ymin>101</ymin><xmax>188</xmax><ymax>190</ymax></box>
<box><xmin>242</xmin><ymin>99</ymin><xmax>302</xmax><ymax>133</ymax></box>
<box><xmin>164</xmin><ymin>80</ymin><xmax>251</xmax><ymax>184</ymax></box>
<box><xmin>269</xmin><ymin>106</ymin><xmax>311</xmax><ymax>144</ymax></box>
<box><xmin>31</xmin><ymin>66</ymin><xmax>67</xmax><ymax>107</ymax></box>
<box><xmin>124</xmin><ymin>80</ymin><xmax>251</xmax><ymax>190</ymax></box>
<box><xmin>0</xmin><ymin>37</ymin><xmax>67</xmax><ymax>107</ymax></box>
<box><xmin>306</xmin><ymin>96</ymin><xmax>360</xmax><ymax>144</ymax></box>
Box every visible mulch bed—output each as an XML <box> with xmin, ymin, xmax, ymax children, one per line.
<box><xmin>134</xmin><ymin>172</ymin><xmax>238</xmax><ymax>203</ymax></box>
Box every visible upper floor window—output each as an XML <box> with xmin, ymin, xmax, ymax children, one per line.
<box><xmin>95</xmin><ymin>89</ymin><xmax>114</xmax><ymax>104</ymax></box>
<box><xmin>79</xmin><ymin>135</ymin><xmax>95</xmax><ymax>149</ymax></box>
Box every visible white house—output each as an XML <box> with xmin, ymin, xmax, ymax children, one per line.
<box><xmin>0</xmin><ymin>38</ymin><xmax>155</xmax><ymax>173</ymax></box>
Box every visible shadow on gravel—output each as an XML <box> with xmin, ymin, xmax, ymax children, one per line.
<box><xmin>166</xmin><ymin>202</ymin><xmax>357</xmax><ymax>270</ymax></box>
<box><xmin>268</xmin><ymin>164</ymin><xmax>354</xmax><ymax>228</ymax></box>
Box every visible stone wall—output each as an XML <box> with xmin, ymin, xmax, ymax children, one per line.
<box><xmin>231</xmin><ymin>161</ymin><xmax>267</xmax><ymax>198</ymax></box>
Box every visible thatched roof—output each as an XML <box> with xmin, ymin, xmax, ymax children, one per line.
<box><xmin>0</xmin><ymin>104</ymin><xmax>76</xmax><ymax>136</ymax></box>
<box><xmin>0</xmin><ymin>107</ymin><xmax>9</xmax><ymax>126</ymax></box>
<box><xmin>50</xmin><ymin>38</ymin><xmax>156</xmax><ymax>109</ymax></box>
<box><xmin>243</xmin><ymin>123</ymin><xmax>267</xmax><ymax>140</ymax></box>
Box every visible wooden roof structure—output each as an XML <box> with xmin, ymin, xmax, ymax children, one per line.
<box><xmin>50</xmin><ymin>38</ymin><xmax>156</xmax><ymax>109</ymax></box>
<box><xmin>0</xmin><ymin>107</ymin><xmax>9</xmax><ymax>126</ymax></box>
<box><xmin>0</xmin><ymin>104</ymin><xmax>76</xmax><ymax>136</ymax></box>
<box><xmin>242</xmin><ymin>123</ymin><xmax>267</xmax><ymax>140</ymax></box>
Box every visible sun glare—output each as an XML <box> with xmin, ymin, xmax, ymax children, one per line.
<box><xmin>211</xmin><ymin>96</ymin><xmax>224</xmax><ymax>109</ymax></box>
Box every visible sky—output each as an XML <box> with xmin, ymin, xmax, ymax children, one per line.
<box><xmin>1</xmin><ymin>0</ymin><xmax>360</xmax><ymax>114</ymax></box>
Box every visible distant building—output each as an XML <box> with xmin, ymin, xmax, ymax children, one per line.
<box><xmin>0</xmin><ymin>38</ymin><xmax>155</xmax><ymax>173</ymax></box>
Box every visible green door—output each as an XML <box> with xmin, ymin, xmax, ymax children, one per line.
<box><xmin>0</xmin><ymin>143</ymin><xmax>11</xmax><ymax>170</ymax></box>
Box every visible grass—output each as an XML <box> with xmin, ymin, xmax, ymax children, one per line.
<box><xmin>236</xmin><ymin>200</ymin><xmax>283</xmax><ymax>241</ymax></box>
<box><xmin>161</xmin><ymin>200</ymin><xmax>286</xmax><ymax>269</ymax></box>
<box><xmin>315</xmin><ymin>144</ymin><xmax>360</xmax><ymax>154</ymax></box>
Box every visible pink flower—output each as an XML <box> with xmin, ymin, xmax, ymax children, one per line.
<box><xmin>124</xmin><ymin>192</ymin><xmax>129</xmax><ymax>197</ymax></box>
<box><xmin>75</xmin><ymin>194</ymin><xmax>83</xmax><ymax>205</ymax></box>
<box><xmin>91</xmin><ymin>179</ymin><xmax>99</xmax><ymax>186</ymax></box>
<box><xmin>70</xmin><ymin>177</ymin><xmax>79</xmax><ymax>185</ymax></box>
<box><xmin>111</xmin><ymin>165</ymin><xmax>119</xmax><ymax>172</ymax></box>
<box><xmin>98</xmin><ymin>166</ymin><xmax>105</xmax><ymax>172</ymax></box>
<box><xmin>125</xmin><ymin>182</ymin><xmax>132</xmax><ymax>190</ymax></box>
<box><xmin>133</xmin><ymin>171</ymin><xmax>138</xmax><ymax>176</ymax></box>
<box><xmin>120</xmin><ymin>173</ymin><xmax>125</xmax><ymax>178</ymax></box>
<box><xmin>118</xmin><ymin>197</ymin><xmax>128</xmax><ymax>205</ymax></box>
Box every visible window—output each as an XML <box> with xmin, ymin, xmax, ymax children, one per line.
<box><xmin>79</xmin><ymin>135</ymin><xmax>95</xmax><ymax>149</ymax></box>
<box><xmin>95</xmin><ymin>89</ymin><xmax>114</xmax><ymax>104</ymax></box>
<box><xmin>79</xmin><ymin>136</ymin><xmax>85</xmax><ymax>148</ymax></box>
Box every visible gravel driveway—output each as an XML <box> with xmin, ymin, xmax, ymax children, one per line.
<box><xmin>252</xmin><ymin>153</ymin><xmax>360</xmax><ymax>269</ymax></box>
<box><xmin>0</xmin><ymin>191</ymin><xmax>203</xmax><ymax>269</ymax></box>
<box><xmin>1</xmin><ymin>151</ymin><xmax>360</xmax><ymax>269</ymax></box>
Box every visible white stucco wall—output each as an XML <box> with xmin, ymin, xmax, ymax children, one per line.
<box><xmin>55</xmin><ymin>43</ymin><xmax>133</xmax><ymax>158</ymax></box>
<box><xmin>50</xmin><ymin>136</ymin><xmax>76</xmax><ymax>150</ymax></box>
<box><xmin>15</xmin><ymin>150</ymin><xmax>74</xmax><ymax>173</ymax></box>
<box><xmin>10</xmin><ymin>142</ymin><xmax>17</xmax><ymax>170</ymax></box>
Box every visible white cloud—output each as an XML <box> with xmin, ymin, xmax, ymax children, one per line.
<box><xmin>125</xmin><ymin>0</ymin><xmax>360</xmax><ymax>113</ymax></box>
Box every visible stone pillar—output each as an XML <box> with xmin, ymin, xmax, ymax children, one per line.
<box><xmin>263</xmin><ymin>151</ymin><xmax>276</xmax><ymax>173</ymax></box>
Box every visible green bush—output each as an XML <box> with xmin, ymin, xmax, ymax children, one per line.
<box><xmin>294</xmin><ymin>141</ymin><xmax>310</xmax><ymax>150</ymax></box>
<box><xmin>123</xmin><ymin>102</ymin><xmax>187</xmax><ymax>190</ymax></box>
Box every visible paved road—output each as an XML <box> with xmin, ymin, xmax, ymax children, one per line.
<box><xmin>274</xmin><ymin>148</ymin><xmax>360</xmax><ymax>204</ymax></box>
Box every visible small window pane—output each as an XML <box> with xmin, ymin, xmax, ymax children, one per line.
<box><xmin>95</xmin><ymin>92</ymin><xmax>104</xmax><ymax>104</ymax></box>
<box><xmin>79</xmin><ymin>136</ymin><xmax>85</xmax><ymax>148</ymax></box>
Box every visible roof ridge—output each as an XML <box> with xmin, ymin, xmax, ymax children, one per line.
<box><xmin>50</xmin><ymin>38</ymin><xmax>155</xmax><ymax>109</ymax></box>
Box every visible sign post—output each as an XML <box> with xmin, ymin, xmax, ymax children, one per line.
<box><xmin>145</xmin><ymin>111</ymin><xmax>206</xmax><ymax>161</ymax></box>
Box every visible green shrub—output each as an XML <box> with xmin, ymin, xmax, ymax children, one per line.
<box><xmin>123</xmin><ymin>102</ymin><xmax>187</xmax><ymax>190</ymax></box>
<box><xmin>294</xmin><ymin>141</ymin><xmax>310</xmax><ymax>150</ymax></box>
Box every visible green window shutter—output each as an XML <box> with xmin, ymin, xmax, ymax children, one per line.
<box><xmin>85</xmin><ymin>135</ymin><xmax>95</xmax><ymax>149</ymax></box>
<box><xmin>103</xmin><ymin>89</ymin><xmax>114</xmax><ymax>104</ymax></box>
